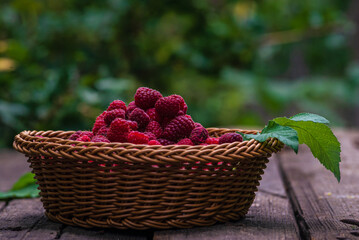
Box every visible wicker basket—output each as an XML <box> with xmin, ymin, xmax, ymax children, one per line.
<box><xmin>13</xmin><ymin>128</ymin><xmax>283</xmax><ymax>230</ymax></box>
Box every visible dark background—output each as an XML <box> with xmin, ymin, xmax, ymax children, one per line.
<box><xmin>1</xmin><ymin>0</ymin><xmax>359</xmax><ymax>147</ymax></box>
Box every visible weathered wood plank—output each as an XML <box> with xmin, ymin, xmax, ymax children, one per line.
<box><xmin>278</xmin><ymin>130</ymin><xmax>359</xmax><ymax>239</ymax></box>
<box><xmin>59</xmin><ymin>226</ymin><xmax>149</xmax><ymax>240</ymax></box>
<box><xmin>0</xmin><ymin>199</ymin><xmax>44</xmax><ymax>239</ymax></box>
<box><xmin>153</xmin><ymin>157</ymin><xmax>298</xmax><ymax>240</ymax></box>
<box><xmin>22</xmin><ymin>216</ymin><xmax>64</xmax><ymax>240</ymax></box>
<box><xmin>0</xmin><ymin>199</ymin><xmax>43</xmax><ymax>230</ymax></box>
<box><xmin>0</xmin><ymin>193</ymin><xmax>147</xmax><ymax>240</ymax></box>
<box><xmin>0</xmin><ymin>149</ymin><xmax>30</xmax><ymax>191</ymax></box>
<box><xmin>0</xmin><ymin>202</ymin><xmax>5</xmax><ymax>211</ymax></box>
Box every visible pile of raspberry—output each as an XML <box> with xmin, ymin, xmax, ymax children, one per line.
<box><xmin>69</xmin><ymin>87</ymin><xmax>243</xmax><ymax>145</ymax></box>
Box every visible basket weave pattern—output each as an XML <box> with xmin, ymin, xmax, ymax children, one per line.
<box><xmin>13</xmin><ymin>128</ymin><xmax>283</xmax><ymax>230</ymax></box>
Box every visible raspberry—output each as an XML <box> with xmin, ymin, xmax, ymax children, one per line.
<box><xmin>171</xmin><ymin>95</ymin><xmax>187</xmax><ymax>114</ymax></box>
<box><xmin>107</xmin><ymin>100</ymin><xmax>126</xmax><ymax>111</ymax></box>
<box><xmin>104</xmin><ymin>109</ymin><xmax>126</xmax><ymax>126</ymax></box>
<box><xmin>219</xmin><ymin>133</ymin><xmax>243</xmax><ymax>144</ymax></box>
<box><xmin>155</xmin><ymin>96</ymin><xmax>181</xmax><ymax>118</ymax></box>
<box><xmin>183</xmin><ymin>103</ymin><xmax>188</xmax><ymax>114</ymax></box>
<box><xmin>107</xmin><ymin>118</ymin><xmax>131</xmax><ymax>142</ymax></box>
<box><xmin>128</xmin><ymin>131</ymin><xmax>149</xmax><ymax>144</ymax></box>
<box><xmin>92</xmin><ymin>111</ymin><xmax>107</xmax><ymax>134</ymax></box>
<box><xmin>185</xmin><ymin>115</ymin><xmax>193</xmax><ymax>121</ymax></box>
<box><xmin>205</xmin><ymin>137</ymin><xmax>219</xmax><ymax>144</ymax></box>
<box><xmin>96</xmin><ymin>126</ymin><xmax>109</xmax><ymax>136</ymax></box>
<box><xmin>127</xmin><ymin>120</ymin><xmax>138</xmax><ymax>131</ymax></box>
<box><xmin>80</xmin><ymin>131</ymin><xmax>94</xmax><ymax>139</ymax></box>
<box><xmin>161</xmin><ymin>115</ymin><xmax>195</xmax><ymax>141</ymax></box>
<box><xmin>146</xmin><ymin>108</ymin><xmax>160</xmax><ymax>122</ymax></box>
<box><xmin>177</xmin><ymin>138</ymin><xmax>194</xmax><ymax>145</ymax></box>
<box><xmin>157</xmin><ymin>138</ymin><xmax>175</xmax><ymax>146</ymax></box>
<box><xmin>126</xmin><ymin>101</ymin><xmax>137</xmax><ymax>119</ymax></box>
<box><xmin>194</xmin><ymin>122</ymin><xmax>203</xmax><ymax>128</ymax></box>
<box><xmin>144</xmin><ymin>132</ymin><xmax>157</xmax><ymax>140</ymax></box>
<box><xmin>69</xmin><ymin>131</ymin><xmax>82</xmax><ymax>140</ymax></box>
<box><xmin>134</xmin><ymin>87</ymin><xmax>162</xmax><ymax>110</ymax></box>
<box><xmin>148</xmin><ymin>140</ymin><xmax>161</xmax><ymax>145</ymax></box>
<box><xmin>160</xmin><ymin>116</ymin><xmax>172</xmax><ymax>129</ymax></box>
<box><xmin>91</xmin><ymin>135</ymin><xmax>110</xmax><ymax>143</ymax></box>
<box><xmin>77</xmin><ymin>135</ymin><xmax>91</xmax><ymax>142</ymax></box>
<box><xmin>145</xmin><ymin>121</ymin><xmax>162</xmax><ymax>138</ymax></box>
<box><xmin>129</xmin><ymin>108</ymin><xmax>150</xmax><ymax>130</ymax></box>
<box><xmin>189</xmin><ymin>127</ymin><xmax>208</xmax><ymax>144</ymax></box>
<box><xmin>177</xmin><ymin>110</ymin><xmax>185</xmax><ymax>116</ymax></box>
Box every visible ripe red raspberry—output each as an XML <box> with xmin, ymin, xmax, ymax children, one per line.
<box><xmin>107</xmin><ymin>100</ymin><xmax>127</xmax><ymax>111</ymax></box>
<box><xmin>148</xmin><ymin>140</ymin><xmax>161</xmax><ymax>145</ymax></box>
<box><xmin>194</xmin><ymin>122</ymin><xmax>203</xmax><ymax>128</ymax></box>
<box><xmin>171</xmin><ymin>95</ymin><xmax>187</xmax><ymax>114</ymax></box>
<box><xmin>161</xmin><ymin>115</ymin><xmax>195</xmax><ymax>141</ymax></box>
<box><xmin>127</xmin><ymin>131</ymin><xmax>149</xmax><ymax>144</ymax></box>
<box><xmin>144</xmin><ymin>132</ymin><xmax>156</xmax><ymax>140</ymax></box>
<box><xmin>134</xmin><ymin>87</ymin><xmax>162</xmax><ymax>110</ymax></box>
<box><xmin>205</xmin><ymin>137</ymin><xmax>219</xmax><ymax>144</ymax></box>
<box><xmin>80</xmin><ymin>131</ymin><xmax>94</xmax><ymax>139</ymax></box>
<box><xmin>185</xmin><ymin>115</ymin><xmax>193</xmax><ymax>121</ymax></box>
<box><xmin>96</xmin><ymin>126</ymin><xmax>109</xmax><ymax>136</ymax></box>
<box><xmin>129</xmin><ymin>108</ymin><xmax>150</xmax><ymax>130</ymax></box>
<box><xmin>91</xmin><ymin>135</ymin><xmax>110</xmax><ymax>143</ymax></box>
<box><xmin>69</xmin><ymin>131</ymin><xmax>82</xmax><ymax>140</ymax></box>
<box><xmin>127</xmin><ymin>120</ymin><xmax>138</xmax><ymax>131</ymax></box>
<box><xmin>107</xmin><ymin>118</ymin><xmax>131</xmax><ymax>142</ymax></box>
<box><xmin>104</xmin><ymin>109</ymin><xmax>126</xmax><ymax>126</ymax></box>
<box><xmin>157</xmin><ymin>138</ymin><xmax>175</xmax><ymax>146</ymax></box>
<box><xmin>77</xmin><ymin>135</ymin><xmax>91</xmax><ymax>142</ymax></box>
<box><xmin>146</xmin><ymin>108</ymin><xmax>160</xmax><ymax>122</ymax></box>
<box><xmin>190</xmin><ymin>127</ymin><xmax>208</xmax><ymax>144</ymax></box>
<box><xmin>183</xmin><ymin>103</ymin><xmax>188</xmax><ymax>114</ymax></box>
<box><xmin>126</xmin><ymin>101</ymin><xmax>137</xmax><ymax>119</ymax></box>
<box><xmin>92</xmin><ymin>111</ymin><xmax>107</xmax><ymax>134</ymax></box>
<box><xmin>177</xmin><ymin>138</ymin><xmax>194</xmax><ymax>145</ymax></box>
<box><xmin>145</xmin><ymin>121</ymin><xmax>162</xmax><ymax>138</ymax></box>
<box><xmin>177</xmin><ymin>110</ymin><xmax>185</xmax><ymax>116</ymax></box>
<box><xmin>219</xmin><ymin>133</ymin><xmax>243</xmax><ymax>144</ymax></box>
<box><xmin>155</xmin><ymin>96</ymin><xmax>181</xmax><ymax>118</ymax></box>
<box><xmin>160</xmin><ymin>116</ymin><xmax>172</xmax><ymax>129</ymax></box>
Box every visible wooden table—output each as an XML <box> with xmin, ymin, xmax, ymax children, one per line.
<box><xmin>1</xmin><ymin>130</ymin><xmax>358</xmax><ymax>240</ymax></box>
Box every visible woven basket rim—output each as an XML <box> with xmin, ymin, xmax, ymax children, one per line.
<box><xmin>16</xmin><ymin>128</ymin><xmax>259</xmax><ymax>147</ymax></box>
<box><xmin>13</xmin><ymin>128</ymin><xmax>283</xmax><ymax>164</ymax></box>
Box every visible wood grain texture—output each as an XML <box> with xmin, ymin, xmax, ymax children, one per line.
<box><xmin>278</xmin><ymin>130</ymin><xmax>359</xmax><ymax>240</ymax></box>
<box><xmin>0</xmin><ymin>149</ymin><xmax>30</xmax><ymax>191</ymax></box>
<box><xmin>22</xmin><ymin>216</ymin><xmax>64</xmax><ymax>240</ymax></box>
<box><xmin>59</xmin><ymin>226</ymin><xmax>149</xmax><ymax>240</ymax></box>
<box><xmin>0</xmin><ymin>199</ymin><xmax>44</xmax><ymax>239</ymax></box>
<box><xmin>154</xmin><ymin>157</ymin><xmax>298</xmax><ymax>240</ymax></box>
<box><xmin>0</xmin><ymin>202</ymin><xmax>5</xmax><ymax>212</ymax></box>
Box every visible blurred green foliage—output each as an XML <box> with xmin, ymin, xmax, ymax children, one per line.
<box><xmin>0</xmin><ymin>0</ymin><xmax>359</xmax><ymax>147</ymax></box>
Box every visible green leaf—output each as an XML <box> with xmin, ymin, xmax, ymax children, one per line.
<box><xmin>239</xmin><ymin>120</ymin><xmax>299</xmax><ymax>153</ymax></box>
<box><xmin>11</xmin><ymin>172</ymin><xmax>37</xmax><ymax>191</ymax></box>
<box><xmin>0</xmin><ymin>172</ymin><xmax>39</xmax><ymax>200</ymax></box>
<box><xmin>274</xmin><ymin>117</ymin><xmax>341</xmax><ymax>182</ymax></box>
<box><xmin>0</xmin><ymin>184</ymin><xmax>40</xmax><ymax>200</ymax></box>
<box><xmin>289</xmin><ymin>113</ymin><xmax>330</xmax><ymax>124</ymax></box>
